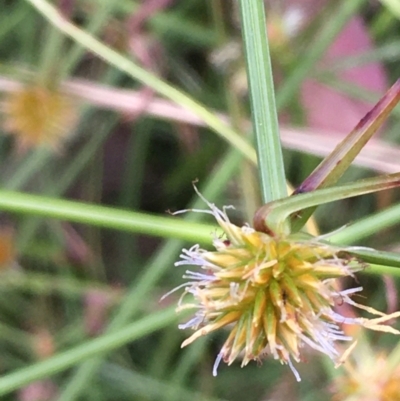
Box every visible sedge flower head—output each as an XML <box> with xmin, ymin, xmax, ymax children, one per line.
<box><xmin>2</xmin><ymin>84</ymin><xmax>77</xmax><ymax>150</ymax></box>
<box><xmin>333</xmin><ymin>350</ymin><xmax>400</xmax><ymax>401</ymax></box>
<box><xmin>172</xmin><ymin>191</ymin><xmax>400</xmax><ymax>381</ymax></box>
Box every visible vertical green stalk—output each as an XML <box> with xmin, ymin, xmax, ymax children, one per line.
<box><xmin>37</xmin><ymin>26</ymin><xmax>64</xmax><ymax>85</ymax></box>
<box><xmin>238</xmin><ymin>0</ymin><xmax>287</xmax><ymax>203</ymax></box>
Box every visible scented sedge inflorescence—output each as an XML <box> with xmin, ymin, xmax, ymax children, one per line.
<box><xmin>171</xmin><ymin>191</ymin><xmax>400</xmax><ymax>381</ymax></box>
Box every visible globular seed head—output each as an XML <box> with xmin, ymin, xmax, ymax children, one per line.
<box><xmin>173</xmin><ymin>195</ymin><xmax>400</xmax><ymax>380</ymax></box>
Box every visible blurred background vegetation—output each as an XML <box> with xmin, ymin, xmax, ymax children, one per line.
<box><xmin>0</xmin><ymin>0</ymin><xmax>400</xmax><ymax>400</ymax></box>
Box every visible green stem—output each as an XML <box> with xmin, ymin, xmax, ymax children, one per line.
<box><xmin>60</xmin><ymin>1</ymin><xmax>116</xmax><ymax>78</ymax></box>
<box><xmin>5</xmin><ymin>148</ymin><xmax>52</xmax><ymax>191</ymax></box>
<box><xmin>365</xmin><ymin>264</ymin><xmax>400</xmax><ymax>278</ymax></box>
<box><xmin>4</xmin><ymin>183</ymin><xmax>400</xmax><ymax>270</ymax></box>
<box><xmin>330</xmin><ymin>202</ymin><xmax>400</xmax><ymax>245</ymax></box>
<box><xmin>348</xmin><ymin>248</ymin><xmax>400</xmax><ymax>268</ymax></box>
<box><xmin>0</xmin><ymin>190</ymin><xmax>215</xmax><ymax>244</ymax></box>
<box><xmin>255</xmin><ymin>172</ymin><xmax>400</xmax><ymax>235</ymax></box>
<box><xmin>24</xmin><ymin>0</ymin><xmax>256</xmax><ymax>163</ymax></box>
<box><xmin>37</xmin><ymin>25</ymin><xmax>65</xmax><ymax>85</ymax></box>
<box><xmin>291</xmin><ymin>78</ymin><xmax>400</xmax><ymax>232</ymax></box>
<box><xmin>0</xmin><ymin>271</ymin><xmax>122</xmax><ymax>300</ymax></box>
<box><xmin>101</xmin><ymin>362</ymin><xmax>226</xmax><ymax>401</ymax></box>
<box><xmin>238</xmin><ymin>0</ymin><xmax>287</xmax><ymax>203</ymax></box>
<box><xmin>0</xmin><ymin>307</ymin><xmax>179</xmax><ymax>397</ymax></box>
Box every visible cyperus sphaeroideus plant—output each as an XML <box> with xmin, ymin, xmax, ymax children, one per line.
<box><xmin>171</xmin><ymin>80</ymin><xmax>400</xmax><ymax>381</ymax></box>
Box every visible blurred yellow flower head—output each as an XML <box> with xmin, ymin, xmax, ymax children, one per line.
<box><xmin>333</xmin><ymin>350</ymin><xmax>400</xmax><ymax>401</ymax></box>
<box><xmin>2</xmin><ymin>85</ymin><xmax>77</xmax><ymax>150</ymax></box>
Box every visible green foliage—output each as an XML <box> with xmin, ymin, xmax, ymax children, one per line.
<box><xmin>0</xmin><ymin>0</ymin><xmax>399</xmax><ymax>400</ymax></box>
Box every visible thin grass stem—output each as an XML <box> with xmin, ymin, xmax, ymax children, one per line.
<box><xmin>238</xmin><ymin>0</ymin><xmax>287</xmax><ymax>203</ymax></box>
<box><xmin>24</xmin><ymin>0</ymin><xmax>256</xmax><ymax>163</ymax></box>
<box><xmin>0</xmin><ymin>307</ymin><xmax>179</xmax><ymax>396</ymax></box>
<box><xmin>0</xmin><ymin>190</ymin><xmax>215</xmax><ymax>244</ymax></box>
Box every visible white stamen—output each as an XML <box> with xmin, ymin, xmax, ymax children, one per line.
<box><xmin>338</xmin><ymin>287</ymin><xmax>363</xmax><ymax>296</ymax></box>
<box><xmin>160</xmin><ymin>282</ymin><xmax>190</xmax><ymax>301</ymax></box>
<box><xmin>287</xmin><ymin>358</ymin><xmax>301</xmax><ymax>382</ymax></box>
<box><xmin>183</xmin><ymin>271</ymin><xmax>217</xmax><ymax>281</ymax></box>
<box><xmin>171</xmin><ymin>208</ymin><xmax>214</xmax><ymax>216</ymax></box>
<box><xmin>213</xmin><ymin>352</ymin><xmax>223</xmax><ymax>377</ymax></box>
<box><xmin>329</xmin><ymin>311</ymin><xmax>359</xmax><ymax>325</ymax></box>
<box><xmin>327</xmin><ymin>333</ymin><xmax>352</xmax><ymax>342</ymax></box>
<box><xmin>179</xmin><ymin>314</ymin><xmax>204</xmax><ymax>330</ymax></box>
<box><xmin>313</xmin><ymin>330</ymin><xmax>338</xmax><ymax>357</ymax></box>
<box><xmin>298</xmin><ymin>332</ymin><xmax>327</xmax><ymax>355</ymax></box>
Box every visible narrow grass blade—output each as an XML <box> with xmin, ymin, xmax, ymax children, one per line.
<box><xmin>330</xmin><ymin>202</ymin><xmax>400</xmax><ymax>245</ymax></box>
<box><xmin>254</xmin><ymin>172</ymin><xmax>400</xmax><ymax>236</ymax></box>
<box><xmin>102</xmin><ymin>363</ymin><xmax>227</xmax><ymax>401</ymax></box>
<box><xmin>24</xmin><ymin>0</ymin><xmax>256</xmax><ymax>163</ymax></box>
<box><xmin>0</xmin><ymin>307</ymin><xmax>179</xmax><ymax>396</ymax></box>
<box><xmin>346</xmin><ymin>248</ymin><xmax>400</xmax><ymax>268</ymax></box>
<box><xmin>291</xmin><ymin>79</ymin><xmax>400</xmax><ymax>231</ymax></box>
<box><xmin>366</xmin><ymin>264</ymin><xmax>400</xmax><ymax>278</ymax></box>
<box><xmin>295</xmin><ymin>80</ymin><xmax>400</xmax><ymax>194</ymax></box>
<box><xmin>238</xmin><ymin>0</ymin><xmax>287</xmax><ymax>203</ymax></box>
<box><xmin>0</xmin><ymin>190</ymin><xmax>215</xmax><ymax>244</ymax></box>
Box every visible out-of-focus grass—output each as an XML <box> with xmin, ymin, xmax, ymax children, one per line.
<box><xmin>0</xmin><ymin>1</ymin><xmax>399</xmax><ymax>400</ymax></box>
